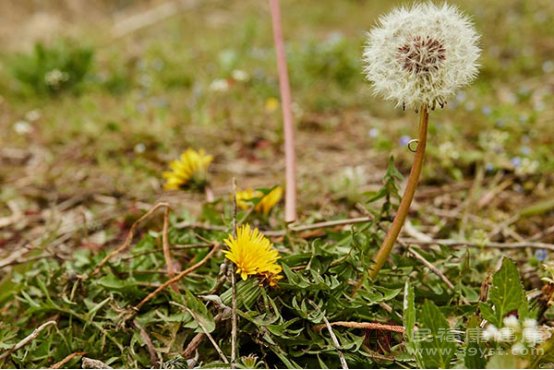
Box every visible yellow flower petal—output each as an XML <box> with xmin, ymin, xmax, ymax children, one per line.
<box><xmin>224</xmin><ymin>224</ymin><xmax>282</xmax><ymax>285</ymax></box>
<box><xmin>235</xmin><ymin>186</ymin><xmax>283</xmax><ymax>215</ymax></box>
<box><xmin>163</xmin><ymin>148</ymin><xmax>213</xmax><ymax>190</ymax></box>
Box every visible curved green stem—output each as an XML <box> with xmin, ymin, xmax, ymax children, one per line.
<box><xmin>369</xmin><ymin>105</ymin><xmax>429</xmax><ymax>279</ymax></box>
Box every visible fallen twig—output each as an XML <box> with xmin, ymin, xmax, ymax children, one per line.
<box><xmin>183</xmin><ymin>333</ymin><xmax>205</xmax><ymax>359</ymax></box>
<box><xmin>0</xmin><ymin>320</ymin><xmax>57</xmax><ymax>363</ymax></box>
<box><xmin>50</xmin><ymin>351</ymin><xmax>86</xmax><ymax>369</ymax></box>
<box><xmin>133</xmin><ymin>243</ymin><xmax>220</xmax><ymax>312</ymax></box>
<box><xmin>0</xmin><ymin>250</ymin><xmax>50</xmax><ymax>270</ymax></box>
<box><xmin>400</xmin><ymin>238</ymin><xmax>554</xmax><ymax>251</ymax></box>
<box><xmin>134</xmin><ymin>321</ymin><xmax>160</xmax><ymax>368</ymax></box>
<box><xmin>174</xmin><ymin>221</ymin><xmax>227</xmax><ymax>232</ymax></box>
<box><xmin>175</xmin><ymin>216</ymin><xmax>373</xmax><ymax>238</ymax></box>
<box><xmin>321</xmin><ymin>315</ymin><xmax>349</xmax><ymax>369</ymax></box>
<box><xmin>183</xmin><ymin>312</ymin><xmax>227</xmax><ymax>359</ymax></box>
<box><xmin>82</xmin><ymin>357</ymin><xmax>112</xmax><ymax>369</ymax></box>
<box><xmin>264</xmin><ymin>216</ymin><xmax>373</xmax><ymax>237</ymax></box>
<box><xmin>289</xmin><ymin>216</ymin><xmax>373</xmax><ymax>233</ymax></box>
<box><xmin>185</xmin><ymin>308</ymin><xmax>229</xmax><ymax>364</ymax></box>
<box><xmin>407</xmin><ymin>247</ymin><xmax>455</xmax><ymax>291</ymax></box>
<box><xmin>90</xmin><ymin>202</ymin><xmax>170</xmax><ymax>277</ymax></box>
<box><xmin>313</xmin><ymin>321</ymin><xmax>405</xmax><ymax>334</ymax></box>
<box><xmin>112</xmin><ymin>0</ymin><xmax>201</xmax><ymax>38</ymax></box>
<box><xmin>406</xmin><ymin>245</ymin><xmax>471</xmax><ymax>305</ymax></box>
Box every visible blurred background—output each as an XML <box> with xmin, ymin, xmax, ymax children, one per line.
<box><xmin>0</xmin><ymin>0</ymin><xmax>553</xmax><ymax>250</ymax></box>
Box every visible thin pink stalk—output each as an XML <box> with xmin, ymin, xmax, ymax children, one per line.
<box><xmin>269</xmin><ymin>0</ymin><xmax>297</xmax><ymax>223</ymax></box>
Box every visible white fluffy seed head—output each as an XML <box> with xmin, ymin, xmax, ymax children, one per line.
<box><xmin>363</xmin><ymin>2</ymin><xmax>480</xmax><ymax>110</ymax></box>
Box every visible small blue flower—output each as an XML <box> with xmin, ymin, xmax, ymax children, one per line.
<box><xmin>482</xmin><ymin>106</ymin><xmax>492</xmax><ymax>115</ymax></box>
<box><xmin>520</xmin><ymin>146</ymin><xmax>531</xmax><ymax>155</ymax></box>
<box><xmin>511</xmin><ymin>156</ymin><xmax>522</xmax><ymax>167</ymax></box>
<box><xmin>485</xmin><ymin>163</ymin><xmax>495</xmax><ymax>173</ymax></box>
<box><xmin>535</xmin><ymin>249</ymin><xmax>548</xmax><ymax>262</ymax></box>
<box><xmin>368</xmin><ymin>128</ymin><xmax>379</xmax><ymax>138</ymax></box>
<box><xmin>399</xmin><ymin>135</ymin><xmax>411</xmax><ymax>146</ymax></box>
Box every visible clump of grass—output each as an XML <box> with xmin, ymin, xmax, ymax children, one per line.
<box><xmin>10</xmin><ymin>40</ymin><xmax>94</xmax><ymax>96</ymax></box>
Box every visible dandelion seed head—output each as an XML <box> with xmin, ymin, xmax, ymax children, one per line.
<box><xmin>363</xmin><ymin>2</ymin><xmax>480</xmax><ymax>110</ymax></box>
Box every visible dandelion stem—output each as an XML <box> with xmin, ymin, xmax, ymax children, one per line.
<box><xmin>368</xmin><ymin>105</ymin><xmax>429</xmax><ymax>280</ymax></box>
<box><xmin>269</xmin><ymin>0</ymin><xmax>297</xmax><ymax>223</ymax></box>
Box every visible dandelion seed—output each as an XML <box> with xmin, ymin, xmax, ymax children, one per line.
<box><xmin>236</xmin><ymin>187</ymin><xmax>283</xmax><ymax>215</ymax></box>
<box><xmin>163</xmin><ymin>149</ymin><xmax>213</xmax><ymax>191</ymax></box>
<box><xmin>224</xmin><ymin>224</ymin><xmax>282</xmax><ymax>283</ymax></box>
<box><xmin>363</xmin><ymin>2</ymin><xmax>480</xmax><ymax>110</ymax></box>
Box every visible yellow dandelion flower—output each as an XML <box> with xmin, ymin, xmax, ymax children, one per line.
<box><xmin>235</xmin><ymin>186</ymin><xmax>283</xmax><ymax>215</ymax></box>
<box><xmin>163</xmin><ymin>148</ymin><xmax>213</xmax><ymax>190</ymax></box>
<box><xmin>265</xmin><ymin>97</ymin><xmax>280</xmax><ymax>113</ymax></box>
<box><xmin>224</xmin><ymin>224</ymin><xmax>282</xmax><ymax>281</ymax></box>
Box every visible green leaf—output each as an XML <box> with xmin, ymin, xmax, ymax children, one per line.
<box><xmin>184</xmin><ymin>290</ymin><xmax>215</xmax><ymax>333</ymax></box>
<box><xmin>221</xmin><ymin>278</ymin><xmax>262</xmax><ymax>309</ymax></box>
<box><xmin>281</xmin><ymin>264</ymin><xmax>310</xmax><ymax>289</ymax></box>
<box><xmin>418</xmin><ymin>300</ymin><xmax>456</xmax><ymax>369</ymax></box>
<box><xmin>488</xmin><ymin>258</ymin><xmax>528</xmax><ymax>323</ymax></box>
<box><xmin>479</xmin><ymin>303</ymin><xmax>498</xmax><ymax>326</ymax></box>
<box><xmin>464</xmin><ymin>315</ymin><xmax>486</xmax><ymax>369</ymax></box>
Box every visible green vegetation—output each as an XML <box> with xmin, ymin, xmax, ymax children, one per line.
<box><xmin>0</xmin><ymin>0</ymin><xmax>553</xmax><ymax>368</ymax></box>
